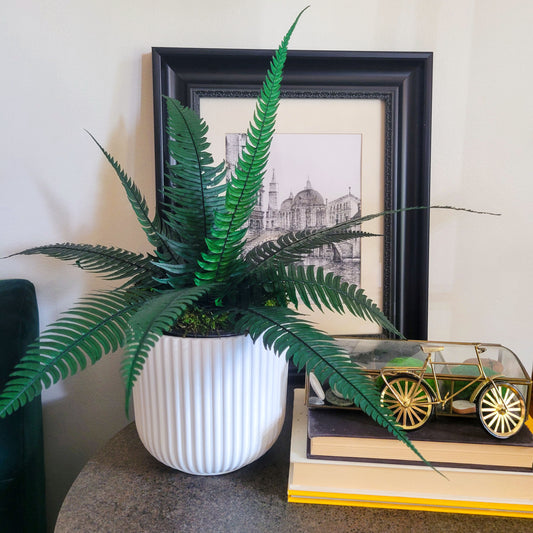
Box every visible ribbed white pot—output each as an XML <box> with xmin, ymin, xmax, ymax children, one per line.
<box><xmin>132</xmin><ymin>334</ymin><xmax>288</xmax><ymax>475</ymax></box>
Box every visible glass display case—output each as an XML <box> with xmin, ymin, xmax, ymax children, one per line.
<box><xmin>306</xmin><ymin>338</ymin><xmax>532</xmax><ymax>439</ymax></box>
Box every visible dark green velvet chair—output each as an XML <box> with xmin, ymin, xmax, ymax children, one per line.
<box><xmin>0</xmin><ymin>279</ymin><xmax>46</xmax><ymax>532</ymax></box>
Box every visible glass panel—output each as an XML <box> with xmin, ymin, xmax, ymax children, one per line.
<box><xmin>334</xmin><ymin>338</ymin><xmax>529</xmax><ymax>380</ymax></box>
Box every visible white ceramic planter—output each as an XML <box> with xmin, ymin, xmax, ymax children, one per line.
<box><xmin>132</xmin><ymin>334</ymin><xmax>288</xmax><ymax>475</ymax></box>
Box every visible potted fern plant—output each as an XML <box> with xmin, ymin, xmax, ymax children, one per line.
<box><xmin>0</xmin><ymin>8</ymin><xmax>426</xmax><ymax>474</ymax></box>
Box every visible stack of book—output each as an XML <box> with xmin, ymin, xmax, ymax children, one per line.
<box><xmin>288</xmin><ymin>389</ymin><xmax>533</xmax><ymax>518</ymax></box>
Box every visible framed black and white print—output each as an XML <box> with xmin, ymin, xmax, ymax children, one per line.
<box><xmin>152</xmin><ymin>48</ymin><xmax>433</xmax><ymax>341</ymax></box>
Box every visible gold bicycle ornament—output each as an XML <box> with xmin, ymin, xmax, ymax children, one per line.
<box><xmin>306</xmin><ymin>339</ymin><xmax>532</xmax><ymax>440</ymax></box>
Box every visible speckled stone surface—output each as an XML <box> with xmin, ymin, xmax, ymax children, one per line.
<box><xmin>55</xmin><ymin>393</ymin><xmax>533</xmax><ymax>533</ymax></box>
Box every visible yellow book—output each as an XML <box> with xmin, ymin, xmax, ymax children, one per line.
<box><xmin>288</xmin><ymin>389</ymin><xmax>533</xmax><ymax>518</ymax></box>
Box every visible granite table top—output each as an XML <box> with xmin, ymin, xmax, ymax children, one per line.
<box><xmin>55</xmin><ymin>397</ymin><xmax>533</xmax><ymax>533</ymax></box>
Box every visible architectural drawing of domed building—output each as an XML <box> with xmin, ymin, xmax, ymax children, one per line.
<box><xmin>263</xmin><ymin>173</ymin><xmax>360</xmax><ymax>233</ymax></box>
<box><xmin>251</xmin><ymin>172</ymin><xmax>361</xmax><ymax>271</ymax></box>
<box><xmin>225</xmin><ymin>133</ymin><xmax>362</xmax><ymax>284</ymax></box>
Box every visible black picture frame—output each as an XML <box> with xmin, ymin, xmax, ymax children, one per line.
<box><xmin>151</xmin><ymin>48</ymin><xmax>433</xmax><ymax>341</ymax></box>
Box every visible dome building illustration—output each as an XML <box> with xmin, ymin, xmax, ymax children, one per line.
<box><xmin>249</xmin><ymin>171</ymin><xmax>361</xmax><ymax>269</ymax></box>
<box><xmin>225</xmin><ymin>133</ymin><xmax>362</xmax><ymax>284</ymax></box>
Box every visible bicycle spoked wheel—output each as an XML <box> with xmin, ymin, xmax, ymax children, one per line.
<box><xmin>380</xmin><ymin>375</ymin><xmax>434</xmax><ymax>430</ymax></box>
<box><xmin>477</xmin><ymin>382</ymin><xmax>526</xmax><ymax>438</ymax></box>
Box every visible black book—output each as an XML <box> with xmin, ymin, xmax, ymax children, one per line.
<box><xmin>307</xmin><ymin>404</ymin><xmax>533</xmax><ymax>471</ymax></box>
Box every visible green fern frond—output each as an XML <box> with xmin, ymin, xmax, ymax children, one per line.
<box><xmin>269</xmin><ymin>264</ymin><xmax>402</xmax><ymax>337</ymax></box>
<box><xmin>195</xmin><ymin>7</ymin><xmax>309</xmax><ymax>285</ymax></box>
<box><xmin>245</xmin><ymin>227</ymin><xmax>378</xmax><ymax>269</ymax></box>
<box><xmin>10</xmin><ymin>243</ymin><xmax>161</xmax><ymax>287</ymax></box>
<box><xmin>149</xmin><ymin>234</ymin><xmax>198</xmax><ymax>287</ymax></box>
<box><xmin>0</xmin><ymin>290</ymin><xmax>144</xmax><ymax>417</ymax></box>
<box><xmin>245</xmin><ymin>204</ymin><xmax>498</xmax><ymax>272</ymax></box>
<box><xmin>232</xmin><ymin>305</ymin><xmax>430</xmax><ymax>466</ymax></box>
<box><xmin>244</xmin><ymin>208</ymin><xmax>413</xmax><ymax>272</ymax></box>
<box><xmin>163</xmin><ymin>97</ymin><xmax>226</xmax><ymax>253</ymax></box>
<box><xmin>86</xmin><ymin>131</ymin><xmax>175</xmax><ymax>263</ymax></box>
<box><xmin>307</xmin><ymin>205</ymin><xmax>497</xmax><ymax>241</ymax></box>
<box><xmin>121</xmin><ymin>286</ymin><xmax>209</xmax><ymax>415</ymax></box>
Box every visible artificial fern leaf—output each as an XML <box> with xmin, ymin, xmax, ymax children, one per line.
<box><xmin>10</xmin><ymin>243</ymin><xmax>161</xmax><ymax>287</ymax></box>
<box><xmin>232</xmin><ymin>305</ymin><xmax>430</xmax><ymax>466</ymax></box>
<box><xmin>149</xmin><ymin>233</ymin><xmax>200</xmax><ymax>288</ymax></box>
<box><xmin>269</xmin><ymin>264</ymin><xmax>402</xmax><ymax>337</ymax></box>
<box><xmin>87</xmin><ymin>131</ymin><xmax>177</xmax><ymax>263</ymax></box>
<box><xmin>121</xmin><ymin>285</ymin><xmax>209</xmax><ymax>415</ymax></box>
<box><xmin>196</xmin><ymin>7</ymin><xmax>309</xmax><ymax>285</ymax></box>
<box><xmin>244</xmin><ymin>204</ymin><xmax>496</xmax><ymax>274</ymax></box>
<box><xmin>0</xmin><ymin>290</ymin><xmax>143</xmax><ymax>417</ymax></box>
<box><xmin>297</xmin><ymin>205</ymin><xmax>495</xmax><ymax>247</ymax></box>
<box><xmin>245</xmin><ymin>227</ymin><xmax>378</xmax><ymax>270</ymax></box>
<box><xmin>163</xmin><ymin>97</ymin><xmax>226</xmax><ymax>260</ymax></box>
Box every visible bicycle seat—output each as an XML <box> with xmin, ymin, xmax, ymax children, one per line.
<box><xmin>421</xmin><ymin>345</ymin><xmax>444</xmax><ymax>354</ymax></box>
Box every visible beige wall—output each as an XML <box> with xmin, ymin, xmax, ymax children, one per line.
<box><xmin>1</xmin><ymin>0</ymin><xmax>532</xmax><ymax>529</ymax></box>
